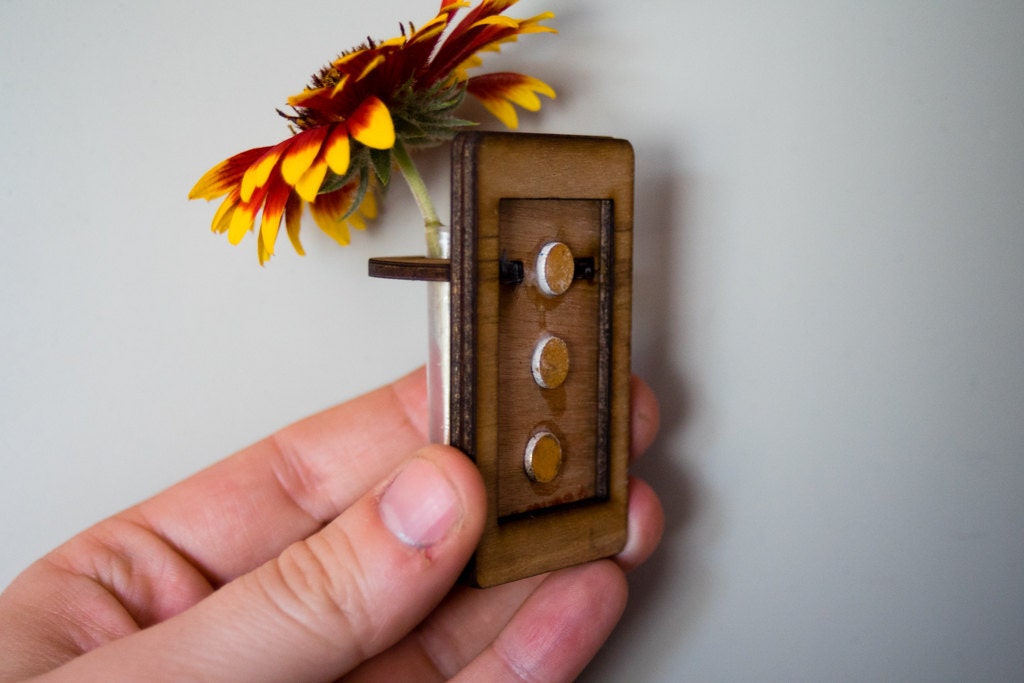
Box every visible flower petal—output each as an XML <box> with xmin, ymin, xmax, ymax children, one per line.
<box><xmin>240</xmin><ymin>147</ymin><xmax>284</xmax><ymax>203</ymax></box>
<box><xmin>257</xmin><ymin>230</ymin><xmax>271</xmax><ymax>265</ymax></box>
<box><xmin>466</xmin><ymin>72</ymin><xmax>556</xmax><ymax>128</ymax></box>
<box><xmin>428</xmin><ymin>2</ymin><xmax>554</xmax><ymax>85</ymax></box>
<box><xmin>296</xmin><ymin>157</ymin><xmax>329</xmax><ymax>203</ymax></box>
<box><xmin>189</xmin><ymin>147</ymin><xmax>269</xmax><ymax>200</ymax></box>
<box><xmin>210</xmin><ymin>189</ymin><xmax>240</xmax><ymax>234</ymax></box>
<box><xmin>258</xmin><ymin>177</ymin><xmax>293</xmax><ymax>260</ymax></box>
<box><xmin>228</xmin><ymin>202</ymin><xmax>258</xmax><ymax>245</ymax></box>
<box><xmin>346</xmin><ymin>210</ymin><xmax>366</xmax><ymax>232</ymax></box>
<box><xmin>402</xmin><ymin>8</ymin><xmax>462</xmax><ymax>69</ymax></box>
<box><xmin>517</xmin><ymin>11</ymin><xmax>557</xmax><ymax>35</ymax></box>
<box><xmin>330</xmin><ymin>73</ymin><xmax>351</xmax><ymax>97</ymax></box>
<box><xmin>227</xmin><ymin>181</ymin><xmax>270</xmax><ymax>245</ymax></box>
<box><xmin>347</xmin><ymin>96</ymin><xmax>395</xmax><ymax>150</ymax></box>
<box><xmin>324</xmin><ymin>125</ymin><xmax>351</xmax><ymax>176</ymax></box>
<box><xmin>358</xmin><ymin>187</ymin><xmax>378</xmax><ymax>220</ymax></box>
<box><xmin>310</xmin><ymin>187</ymin><xmax>355</xmax><ymax>247</ymax></box>
<box><xmin>356</xmin><ymin>54</ymin><xmax>386</xmax><ymax>82</ymax></box>
<box><xmin>284</xmin><ymin>192</ymin><xmax>305</xmax><ymax>256</ymax></box>
<box><xmin>470</xmin><ymin>15</ymin><xmax>518</xmax><ymax>29</ymax></box>
<box><xmin>411</xmin><ymin>13</ymin><xmax>454</xmax><ymax>44</ymax></box>
<box><xmin>280</xmin><ymin>127</ymin><xmax>330</xmax><ymax>185</ymax></box>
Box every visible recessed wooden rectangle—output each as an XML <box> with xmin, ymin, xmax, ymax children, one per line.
<box><xmin>496</xmin><ymin>198</ymin><xmax>610</xmax><ymax>519</ymax></box>
<box><xmin>450</xmin><ymin>131</ymin><xmax>634</xmax><ymax>588</ymax></box>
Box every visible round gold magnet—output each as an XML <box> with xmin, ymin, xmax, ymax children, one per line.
<box><xmin>535</xmin><ymin>241</ymin><xmax>575</xmax><ymax>297</ymax></box>
<box><xmin>524</xmin><ymin>431</ymin><xmax>563</xmax><ymax>484</ymax></box>
<box><xmin>531</xmin><ymin>334</ymin><xmax>569</xmax><ymax>389</ymax></box>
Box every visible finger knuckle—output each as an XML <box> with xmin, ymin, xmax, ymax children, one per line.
<box><xmin>258</xmin><ymin>529</ymin><xmax>374</xmax><ymax>650</ymax></box>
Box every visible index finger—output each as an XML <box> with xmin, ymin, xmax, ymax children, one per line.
<box><xmin>132</xmin><ymin>367</ymin><xmax>432</xmax><ymax>585</ymax></box>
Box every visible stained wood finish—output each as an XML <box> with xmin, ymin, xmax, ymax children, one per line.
<box><xmin>495</xmin><ymin>199</ymin><xmax>608</xmax><ymax>519</ymax></box>
<box><xmin>451</xmin><ymin>132</ymin><xmax>634</xmax><ymax>587</ymax></box>
<box><xmin>367</xmin><ymin>256</ymin><xmax>451</xmax><ymax>282</ymax></box>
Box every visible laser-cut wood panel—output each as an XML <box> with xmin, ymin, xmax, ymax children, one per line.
<box><xmin>450</xmin><ymin>132</ymin><xmax>634</xmax><ymax>587</ymax></box>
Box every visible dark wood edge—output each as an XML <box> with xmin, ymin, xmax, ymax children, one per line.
<box><xmin>367</xmin><ymin>256</ymin><xmax>451</xmax><ymax>281</ymax></box>
<box><xmin>450</xmin><ymin>133</ymin><xmax>478</xmax><ymax>461</ymax></box>
<box><xmin>595</xmin><ymin>199</ymin><xmax>615</xmax><ymax>500</ymax></box>
<box><xmin>451</xmin><ymin>132</ymin><xmax>480</xmax><ymax>584</ymax></box>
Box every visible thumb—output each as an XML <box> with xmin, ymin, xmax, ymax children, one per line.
<box><xmin>43</xmin><ymin>445</ymin><xmax>486</xmax><ymax>682</ymax></box>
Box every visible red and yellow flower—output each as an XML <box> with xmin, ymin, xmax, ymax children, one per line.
<box><xmin>189</xmin><ymin>0</ymin><xmax>556</xmax><ymax>264</ymax></box>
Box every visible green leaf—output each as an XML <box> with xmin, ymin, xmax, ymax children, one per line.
<box><xmin>318</xmin><ymin>169</ymin><xmax>348</xmax><ymax>195</ymax></box>
<box><xmin>340</xmin><ymin>168</ymin><xmax>370</xmax><ymax>222</ymax></box>
<box><xmin>317</xmin><ymin>146</ymin><xmax>368</xmax><ymax>195</ymax></box>
<box><xmin>394</xmin><ymin>116</ymin><xmax>427</xmax><ymax>140</ymax></box>
<box><xmin>370</xmin><ymin>147</ymin><xmax>392</xmax><ymax>186</ymax></box>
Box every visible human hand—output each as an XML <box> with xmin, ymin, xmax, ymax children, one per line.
<box><xmin>0</xmin><ymin>368</ymin><xmax>662</xmax><ymax>682</ymax></box>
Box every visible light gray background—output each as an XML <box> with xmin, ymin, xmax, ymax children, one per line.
<box><xmin>2</xmin><ymin>1</ymin><xmax>1022</xmax><ymax>680</ymax></box>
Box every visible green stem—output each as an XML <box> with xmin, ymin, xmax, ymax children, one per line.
<box><xmin>393</xmin><ymin>141</ymin><xmax>445</xmax><ymax>258</ymax></box>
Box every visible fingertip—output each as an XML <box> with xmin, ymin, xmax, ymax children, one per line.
<box><xmin>617</xmin><ymin>477</ymin><xmax>664</xmax><ymax>572</ymax></box>
<box><xmin>379</xmin><ymin>457</ymin><xmax>463</xmax><ymax>548</ymax></box>
<box><xmin>630</xmin><ymin>375</ymin><xmax>660</xmax><ymax>460</ymax></box>
<box><xmin>485</xmin><ymin>561</ymin><xmax>628</xmax><ymax>682</ymax></box>
<box><xmin>391</xmin><ymin>444</ymin><xmax>487</xmax><ymax>549</ymax></box>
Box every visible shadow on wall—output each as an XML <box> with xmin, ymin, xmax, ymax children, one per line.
<box><xmin>583</xmin><ymin>140</ymin><xmax>711</xmax><ymax>679</ymax></box>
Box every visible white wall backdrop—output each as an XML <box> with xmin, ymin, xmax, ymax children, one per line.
<box><xmin>2</xmin><ymin>1</ymin><xmax>1022</xmax><ymax>680</ymax></box>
